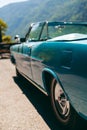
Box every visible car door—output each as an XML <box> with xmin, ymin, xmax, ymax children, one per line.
<box><xmin>21</xmin><ymin>22</ymin><xmax>47</xmax><ymax>83</ymax></box>
<box><xmin>30</xmin><ymin>22</ymin><xmax>48</xmax><ymax>88</ymax></box>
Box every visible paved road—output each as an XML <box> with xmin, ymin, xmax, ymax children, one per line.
<box><xmin>0</xmin><ymin>59</ymin><xmax>86</xmax><ymax>130</ymax></box>
<box><xmin>0</xmin><ymin>59</ymin><xmax>62</xmax><ymax>130</ymax></box>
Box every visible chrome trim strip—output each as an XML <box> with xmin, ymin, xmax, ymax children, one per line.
<box><xmin>20</xmin><ymin>71</ymin><xmax>48</xmax><ymax>96</ymax></box>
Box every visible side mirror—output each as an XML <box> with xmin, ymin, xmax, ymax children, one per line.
<box><xmin>20</xmin><ymin>38</ymin><xmax>26</xmax><ymax>42</ymax></box>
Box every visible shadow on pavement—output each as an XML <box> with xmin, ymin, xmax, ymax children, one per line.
<box><xmin>13</xmin><ymin>76</ymin><xmax>87</xmax><ymax>130</ymax></box>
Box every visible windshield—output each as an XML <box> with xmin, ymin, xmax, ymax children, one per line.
<box><xmin>27</xmin><ymin>22</ymin><xmax>87</xmax><ymax>42</ymax></box>
<box><xmin>28</xmin><ymin>22</ymin><xmax>45</xmax><ymax>41</ymax></box>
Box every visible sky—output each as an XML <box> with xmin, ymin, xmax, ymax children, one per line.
<box><xmin>0</xmin><ymin>0</ymin><xmax>28</xmax><ymax>8</ymax></box>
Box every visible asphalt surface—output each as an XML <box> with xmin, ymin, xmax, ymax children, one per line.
<box><xmin>0</xmin><ymin>58</ymin><xmax>87</xmax><ymax>130</ymax></box>
<box><xmin>0</xmin><ymin>58</ymin><xmax>62</xmax><ymax>130</ymax></box>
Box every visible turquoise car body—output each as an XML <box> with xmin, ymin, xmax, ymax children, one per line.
<box><xmin>10</xmin><ymin>21</ymin><xmax>87</xmax><ymax>121</ymax></box>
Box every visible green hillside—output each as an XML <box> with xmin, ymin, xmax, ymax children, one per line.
<box><xmin>0</xmin><ymin>0</ymin><xmax>87</xmax><ymax>38</ymax></box>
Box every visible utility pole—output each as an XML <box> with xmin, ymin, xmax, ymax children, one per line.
<box><xmin>0</xmin><ymin>26</ymin><xmax>2</xmax><ymax>43</ymax></box>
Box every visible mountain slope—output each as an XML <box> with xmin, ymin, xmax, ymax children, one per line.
<box><xmin>0</xmin><ymin>0</ymin><xmax>87</xmax><ymax>37</ymax></box>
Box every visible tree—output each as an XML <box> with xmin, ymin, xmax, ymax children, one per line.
<box><xmin>0</xmin><ymin>19</ymin><xmax>8</xmax><ymax>43</ymax></box>
<box><xmin>2</xmin><ymin>35</ymin><xmax>11</xmax><ymax>43</ymax></box>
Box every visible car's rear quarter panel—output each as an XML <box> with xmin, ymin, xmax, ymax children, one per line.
<box><xmin>31</xmin><ymin>41</ymin><xmax>87</xmax><ymax>119</ymax></box>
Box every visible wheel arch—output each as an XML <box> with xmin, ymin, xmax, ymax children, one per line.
<box><xmin>42</xmin><ymin>68</ymin><xmax>59</xmax><ymax>95</ymax></box>
<box><xmin>42</xmin><ymin>68</ymin><xmax>70</xmax><ymax>100</ymax></box>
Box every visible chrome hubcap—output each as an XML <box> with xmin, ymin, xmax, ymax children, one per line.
<box><xmin>54</xmin><ymin>83</ymin><xmax>70</xmax><ymax>117</ymax></box>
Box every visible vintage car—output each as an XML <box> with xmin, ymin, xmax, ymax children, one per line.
<box><xmin>10</xmin><ymin>21</ymin><xmax>87</xmax><ymax>129</ymax></box>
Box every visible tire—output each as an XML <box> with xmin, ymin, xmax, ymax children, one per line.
<box><xmin>50</xmin><ymin>78</ymin><xmax>77</xmax><ymax>129</ymax></box>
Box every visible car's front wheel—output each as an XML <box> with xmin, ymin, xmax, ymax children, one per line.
<box><xmin>50</xmin><ymin>78</ymin><xmax>76</xmax><ymax>129</ymax></box>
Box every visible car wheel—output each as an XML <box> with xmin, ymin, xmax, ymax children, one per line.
<box><xmin>50</xmin><ymin>78</ymin><xmax>76</xmax><ymax>129</ymax></box>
